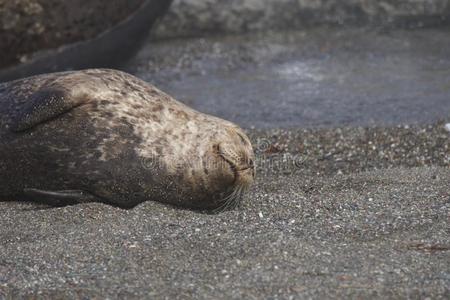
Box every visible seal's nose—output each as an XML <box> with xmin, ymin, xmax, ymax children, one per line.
<box><xmin>235</xmin><ymin>157</ymin><xmax>255</xmax><ymax>174</ymax></box>
<box><xmin>218</xmin><ymin>142</ymin><xmax>255</xmax><ymax>185</ymax></box>
<box><xmin>218</xmin><ymin>143</ymin><xmax>246</xmax><ymax>170</ymax></box>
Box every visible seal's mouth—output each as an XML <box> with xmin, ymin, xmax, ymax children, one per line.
<box><xmin>219</xmin><ymin>153</ymin><xmax>254</xmax><ymax>185</ymax></box>
<box><xmin>213</xmin><ymin>152</ymin><xmax>254</xmax><ymax>212</ymax></box>
<box><xmin>235</xmin><ymin>165</ymin><xmax>253</xmax><ymax>172</ymax></box>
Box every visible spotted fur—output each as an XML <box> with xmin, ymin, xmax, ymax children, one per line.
<box><xmin>0</xmin><ymin>69</ymin><xmax>255</xmax><ymax>209</ymax></box>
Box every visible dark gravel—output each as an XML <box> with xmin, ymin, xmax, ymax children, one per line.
<box><xmin>1</xmin><ymin>123</ymin><xmax>449</xmax><ymax>299</ymax></box>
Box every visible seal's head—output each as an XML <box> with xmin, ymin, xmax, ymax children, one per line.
<box><xmin>162</xmin><ymin>120</ymin><xmax>255</xmax><ymax>211</ymax></box>
<box><xmin>209</xmin><ymin>126</ymin><xmax>255</xmax><ymax>210</ymax></box>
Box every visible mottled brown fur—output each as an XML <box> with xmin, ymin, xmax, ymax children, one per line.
<box><xmin>0</xmin><ymin>69</ymin><xmax>255</xmax><ymax>209</ymax></box>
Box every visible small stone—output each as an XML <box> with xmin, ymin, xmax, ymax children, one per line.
<box><xmin>19</xmin><ymin>55</ymin><xmax>29</xmax><ymax>63</ymax></box>
<box><xmin>444</xmin><ymin>123</ymin><xmax>450</xmax><ymax>132</ymax></box>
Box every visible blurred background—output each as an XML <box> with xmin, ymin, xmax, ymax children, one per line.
<box><xmin>1</xmin><ymin>0</ymin><xmax>450</xmax><ymax>128</ymax></box>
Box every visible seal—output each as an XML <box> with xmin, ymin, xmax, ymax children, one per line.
<box><xmin>0</xmin><ymin>69</ymin><xmax>255</xmax><ymax>210</ymax></box>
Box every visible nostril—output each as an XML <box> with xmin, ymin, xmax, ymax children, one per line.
<box><xmin>248</xmin><ymin>158</ymin><xmax>254</xmax><ymax>168</ymax></box>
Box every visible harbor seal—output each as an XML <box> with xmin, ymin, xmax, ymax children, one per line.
<box><xmin>0</xmin><ymin>69</ymin><xmax>255</xmax><ymax>210</ymax></box>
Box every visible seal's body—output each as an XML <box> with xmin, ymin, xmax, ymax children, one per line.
<box><xmin>0</xmin><ymin>69</ymin><xmax>254</xmax><ymax>209</ymax></box>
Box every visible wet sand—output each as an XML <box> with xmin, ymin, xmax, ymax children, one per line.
<box><xmin>125</xmin><ymin>27</ymin><xmax>450</xmax><ymax>128</ymax></box>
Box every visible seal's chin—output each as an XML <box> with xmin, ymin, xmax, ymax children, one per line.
<box><xmin>213</xmin><ymin>183</ymin><xmax>247</xmax><ymax>212</ymax></box>
<box><xmin>235</xmin><ymin>168</ymin><xmax>254</xmax><ymax>189</ymax></box>
<box><xmin>218</xmin><ymin>152</ymin><xmax>254</xmax><ymax>189</ymax></box>
<box><xmin>211</xmin><ymin>158</ymin><xmax>254</xmax><ymax>212</ymax></box>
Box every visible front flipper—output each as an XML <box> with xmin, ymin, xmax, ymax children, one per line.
<box><xmin>24</xmin><ymin>188</ymin><xmax>100</xmax><ymax>207</ymax></box>
<box><xmin>10</xmin><ymin>88</ymin><xmax>87</xmax><ymax>132</ymax></box>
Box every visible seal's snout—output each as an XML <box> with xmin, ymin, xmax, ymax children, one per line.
<box><xmin>209</xmin><ymin>131</ymin><xmax>255</xmax><ymax>211</ymax></box>
<box><xmin>217</xmin><ymin>130</ymin><xmax>255</xmax><ymax>188</ymax></box>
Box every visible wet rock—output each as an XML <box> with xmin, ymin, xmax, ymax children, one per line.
<box><xmin>0</xmin><ymin>0</ymin><xmax>172</xmax><ymax>81</ymax></box>
<box><xmin>154</xmin><ymin>0</ymin><xmax>450</xmax><ymax>38</ymax></box>
<box><xmin>0</xmin><ymin>0</ymin><xmax>144</xmax><ymax>69</ymax></box>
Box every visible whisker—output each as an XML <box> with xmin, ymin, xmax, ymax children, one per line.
<box><xmin>212</xmin><ymin>182</ymin><xmax>250</xmax><ymax>213</ymax></box>
<box><xmin>232</xmin><ymin>186</ymin><xmax>243</xmax><ymax>210</ymax></box>
<box><xmin>213</xmin><ymin>189</ymin><xmax>235</xmax><ymax>213</ymax></box>
<box><xmin>214</xmin><ymin>186</ymin><xmax>239</xmax><ymax>213</ymax></box>
<box><xmin>224</xmin><ymin>188</ymin><xmax>239</xmax><ymax>211</ymax></box>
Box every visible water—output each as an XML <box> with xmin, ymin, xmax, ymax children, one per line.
<box><xmin>125</xmin><ymin>27</ymin><xmax>450</xmax><ymax>128</ymax></box>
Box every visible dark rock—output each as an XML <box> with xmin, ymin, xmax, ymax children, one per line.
<box><xmin>0</xmin><ymin>0</ymin><xmax>172</xmax><ymax>81</ymax></box>
<box><xmin>0</xmin><ymin>0</ymin><xmax>142</xmax><ymax>69</ymax></box>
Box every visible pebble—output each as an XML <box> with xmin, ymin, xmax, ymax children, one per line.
<box><xmin>444</xmin><ymin>123</ymin><xmax>450</xmax><ymax>132</ymax></box>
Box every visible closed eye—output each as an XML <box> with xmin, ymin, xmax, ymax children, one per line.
<box><xmin>236</xmin><ymin>132</ymin><xmax>249</xmax><ymax>145</ymax></box>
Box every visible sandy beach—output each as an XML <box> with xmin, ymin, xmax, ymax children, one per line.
<box><xmin>1</xmin><ymin>124</ymin><xmax>449</xmax><ymax>299</ymax></box>
<box><xmin>1</xmin><ymin>2</ymin><xmax>449</xmax><ymax>297</ymax></box>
